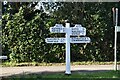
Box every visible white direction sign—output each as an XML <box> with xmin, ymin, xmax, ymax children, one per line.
<box><xmin>50</xmin><ymin>24</ymin><xmax>86</xmax><ymax>35</ymax></box>
<box><xmin>45</xmin><ymin>38</ymin><xmax>65</xmax><ymax>43</ymax></box>
<box><xmin>117</xmin><ymin>26</ymin><xmax>120</xmax><ymax>32</ymax></box>
<box><xmin>0</xmin><ymin>56</ymin><xmax>7</xmax><ymax>59</ymax></box>
<box><xmin>46</xmin><ymin>37</ymin><xmax>91</xmax><ymax>43</ymax></box>
<box><xmin>50</xmin><ymin>24</ymin><xmax>66</xmax><ymax>33</ymax></box>
<box><xmin>71</xmin><ymin>37</ymin><xmax>90</xmax><ymax>43</ymax></box>
<box><xmin>70</xmin><ymin>24</ymin><xmax>86</xmax><ymax>36</ymax></box>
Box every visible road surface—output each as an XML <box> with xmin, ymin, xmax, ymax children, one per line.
<box><xmin>0</xmin><ymin>65</ymin><xmax>120</xmax><ymax>77</ymax></box>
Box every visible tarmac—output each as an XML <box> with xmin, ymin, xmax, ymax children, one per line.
<box><xmin>1</xmin><ymin>65</ymin><xmax>120</xmax><ymax>77</ymax></box>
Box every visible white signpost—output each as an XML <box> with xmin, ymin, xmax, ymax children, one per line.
<box><xmin>45</xmin><ymin>23</ymin><xmax>91</xmax><ymax>74</ymax></box>
<box><xmin>114</xmin><ymin>8</ymin><xmax>119</xmax><ymax>71</ymax></box>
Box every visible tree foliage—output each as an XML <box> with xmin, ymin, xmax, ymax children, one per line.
<box><xmin>2</xmin><ymin>2</ymin><xmax>120</xmax><ymax>62</ymax></box>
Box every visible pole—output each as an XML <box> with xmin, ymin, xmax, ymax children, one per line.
<box><xmin>114</xmin><ymin>8</ymin><xmax>118</xmax><ymax>71</ymax></box>
<box><xmin>112</xmin><ymin>7</ymin><xmax>115</xmax><ymax>26</ymax></box>
<box><xmin>65</xmin><ymin>23</ymin><xmax>71</xmax><ymax>75</ymax></box>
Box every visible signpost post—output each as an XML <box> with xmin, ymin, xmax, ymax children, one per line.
<box><xmin>45</xmin><ymin>23</ymin><xmax>91</xmax><ymax>74</ymax></box>
<box><xmin>114</xmin><ymin>8</ymin><xmax>120</xmax><ymax>71</ymax></box>
<box><xmin>65</xmin><ymin>23</ymin><xmax>71</xmax><ymax>74</ymax></box>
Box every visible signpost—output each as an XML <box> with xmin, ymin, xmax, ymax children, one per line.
<box><xmin>113</xmin><ymin>8</ymin><xmax>120</xmax><ymax>71</ymax></box>
<box><xmin>45</xmin><ymin>23</ymin><xmax>91</xmax><ymax>74</ymax></box>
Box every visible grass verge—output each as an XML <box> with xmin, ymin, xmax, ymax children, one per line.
<box><xmin>2</xmin><ymin>70</ymin><xmax>120</xmax><ymax>80</ymax></box>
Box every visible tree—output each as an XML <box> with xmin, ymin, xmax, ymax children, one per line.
<box><xmin>2</xmin><ymin>2</ymin><xmax>120</xmax><ymax>63</ymax></box>
<box><xmin>52</xmin><ymin>2</ymin><xmax>120</xmax><ymax>61</ymax></box>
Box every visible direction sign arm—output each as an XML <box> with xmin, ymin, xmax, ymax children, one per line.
<box><xmin>117</xmin><ymin>26</ymin><xmax>120</xmax><ymax>32</ymax></box>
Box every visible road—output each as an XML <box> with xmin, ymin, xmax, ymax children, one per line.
<box><xmin>0</xmin><ymin>65</ymin><xmax>120</xmax><ymax>77</ymax></box>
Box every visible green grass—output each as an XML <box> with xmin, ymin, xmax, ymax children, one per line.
<box><xmin>1</xmin><ymin>61</ymin><xmax>120</xmax><ymax>67</ymax></box>
<box><xmin>2</xmin><ymin>70</ymin><xmax>120</xmax><ymax>80</ymax></box>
